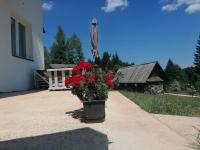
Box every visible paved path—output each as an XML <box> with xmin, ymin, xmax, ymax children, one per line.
<box><xmin>153</xmin><ymin>114</ymin><xmax>200</xmax><ymax>144</ymax></box>
<box><xmin>165</xmin><ymin>93</ymin><xmax>200</xmax><ymax>98</ymax></box>
<box><xmin>0</xmin><ymin>91</ymin><xmax>199</xmax><ymax>150</ymax></box>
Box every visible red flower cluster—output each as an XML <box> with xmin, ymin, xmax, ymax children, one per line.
<box><xmin>77</xmin><ymin>61</ymin><xmax>92</xmax><ymax>70</ymax></box>
<box><xmin>86</xmin><ymin>74</ymin><xmax>97</xmax><ymax>85</ymax></box>
<box><xmin>71</xmin><ymin>75</ymin><xmax>84</xmax><ymax>87</ymax></box>
<box><xmin>65</xmin><ymin>76</ymin><xmax>72</xmax><ymax>87</ymax></box>
<box><xmin>105</xmin><ymin>72</ymin><xmax>114</xmax><ymax>81</ymax></box>
<box><xmin>72</xmin><ymin>66</ymin><xmax>80</xmax><ymax>75</ymax></box>
<box><xmin>64</xmin><ymin>61</ymin><xmax>115</xmax><ymax>90</ymax></box>
<box><xmin>65</xmin><ymin>75</ymin><xmax>85</xmax><ymax>87</ymax></box>
<box><xmin>105</xmin><ymin>72</ymin><xmax>115</xmax><ymax>89</ymax></box>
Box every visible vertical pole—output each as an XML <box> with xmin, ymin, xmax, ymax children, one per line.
<box><xmin>69</xmin><ymin>70</ymin><xmax>72</xmax><ymax>76</ymax></box>
<box><xmin>62</xmin><ymin>70</ymin><xmax>65</xmax><ymax>88</ymax></box>
<box><xmin>48</xmin><ymin>71</ymin><xmax>53</xmax><ymax>90</ymax></box>
<box><xmin>54</xmin><ymin>71</ymin><xmax>58</xmax><ymax>88</ymax></box>
<box><xmin>69</xmin><ymin>69</ymin><xmax>72</xmax><ymax>89</ymax></box>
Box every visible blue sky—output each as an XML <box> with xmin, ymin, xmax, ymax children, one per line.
<box><xmin>42</xmin><ymin>0</ymin><xmax>200</xmax><ymax>68</ymax></box>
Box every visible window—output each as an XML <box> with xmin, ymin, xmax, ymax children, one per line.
<box><xmin>18</xmin><ymin>23</ymin><xmax>26</xmax><ymax>58</ymax></box>
<box><xmin>11</xmin><ymin>18</ymin><xmax>16</xmax><ymax>56</ymax></box>
<box><xmin>10</xmin><ymin>17</ymin><xmax>33</xmax><ymax>61</ymax></box>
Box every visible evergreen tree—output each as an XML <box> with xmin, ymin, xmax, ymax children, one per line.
<box><xmin>194</xmin><ymin>34</ymin><xmax>200</xmax><ymax>73</ymax></box>
<box><xmin>69</xmin><ymin>33</ymin><xmax>84</xmax><ymax>64</ymax></box>
<box><xmin>101</xmin><ymin>52</ymin><xmax>111</xmax><ymax>71</ymax></box>
<box><xmin>111</xmin><ymin>52</ymin><xmax>121</xmax><ymax>66</ymax></box>
<box><xmin>182</xmin><ymin>67</ymin><xmax>199</xmax><ymax>85</ymax></box>
<box><xmin>111</xmin><ymin>52</ymin><xmax>121</xmax><ymax>73</ymax></box>
<box><xmin>44</xmin><ymin>47</ymin><xmax>51</xmax><ymax>69</ymax></box>
<box><xmin>165</xmin><ymin>59</ymin><xmax>183</xmax><ymax>82</ymax></box>
<box><xmin>51</xmin><ymin>26</ymin><xmax>67</xmax><ymax>64</ymax></box>
<box><xmin>66</xmin><ymin>40</ymin><xmax>75</xmax><ymax>64</ymax></box>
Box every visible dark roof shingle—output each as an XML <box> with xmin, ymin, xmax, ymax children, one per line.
<box><xmin>117</xmin><ymin>62</ymin><xmax>162</xmax><ymax>83</ymax></box>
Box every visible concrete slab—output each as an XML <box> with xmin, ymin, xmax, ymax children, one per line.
<box><xmin>0</xmin><ymin>91</ymin><xmax>198</xmax><ymax>150</ymax></box>
<box><xmin>153</xmin><ymin>114</ymin><xmax>200</xmax><ymax>144</ymax></box>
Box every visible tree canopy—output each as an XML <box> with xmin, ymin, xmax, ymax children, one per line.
<box><xmin>165</xmin><ymin>59</ymin><xmax>183</xmax><ymax>82</ymax></box>
<box><xmin>48</xmin><ymin>26</ymin><xmax>84</xmax><ymax>65</ymax></box>
<box><xmin>51</xmin><ymin>26</ymin><xmax>67</xmax><ymax>64</ymax></box>
<box><xmin>194</xmin><ymin>34</ymin><xmax>200</xmax><ymax>73</ymax></box>
<box><xmin>69</xmin><ymin>33</ymin><xmax>84</xmax><ymax>64</ymax></box>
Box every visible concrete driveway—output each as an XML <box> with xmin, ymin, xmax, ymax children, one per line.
<box><xmin>0</xmin><ymin>91</ymin><xmax>199</xmax><ymax>150</ymax></box>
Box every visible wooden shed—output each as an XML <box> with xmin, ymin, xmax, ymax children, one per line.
<box><xmin>116</xmin><ymin>61</ymin><xmax>167</xmax><ymax>92</ymax></box>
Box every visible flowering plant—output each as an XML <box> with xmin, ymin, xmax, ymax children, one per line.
<box><xmin>65</xmin><ymin>61</ymin><xmax>115</xmax><ymax>102</ymax></box>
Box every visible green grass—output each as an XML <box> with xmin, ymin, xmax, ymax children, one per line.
<box><xmin>119</xmin><ymin>90</ymin><xmax>200</xmax><ymax>117</ymax></box>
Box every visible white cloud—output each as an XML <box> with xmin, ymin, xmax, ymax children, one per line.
<box><xmin>185</xmin><ymin>3</ymin><xmax>200</xmax><ymax>13</ymax></box>
<box><xmin>102</xmin><ymin>0</ymin><xmax>128</xmax><ymax>13</ymax></box>
<box><xmin>42</xmin><ymin>1</ymin><xmax>54</xmax><ymax>11</ymax></box>
<box><xmin>161</xmin><ymin>0</ymin><xmax>200</xmax><ymax>14</ymax></box>
<box><xmin>162</xmin><ymin>3</ymin><xmax>181</xmax><ymax>11</ymax></box>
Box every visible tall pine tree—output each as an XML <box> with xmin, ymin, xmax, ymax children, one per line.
<box><xmin>69</xmin><ymin>33</ymin><xmax>84</xmax><ymax>64</ymax></box>
<box><xmin>101</xmin><ymin>52</ymin><xmax>111</xmax><ymax>71</ymax></box>
<box><xmin>51</xmin><ymin>26</ymin><xmax>67</xmax><ymax>64</ymax></box>
<box><xmin>165</xmin><ymin>59</ymin><xmax>183</xmax><ymax>82</ymax></box>
<box><xmin>66</xmin><ymin>39</ymin><xmax>75</xmax><ymax>64</ymax></box>
<box><xmin>194</xmin><ymin>34</ymin><xmax>200</xmax><ymax>73</ymax></box>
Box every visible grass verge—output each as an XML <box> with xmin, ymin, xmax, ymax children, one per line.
<box><xmin>119</xmin><ymin>90</ymin><xmax>200</xmax><ymax>117</ymax></box>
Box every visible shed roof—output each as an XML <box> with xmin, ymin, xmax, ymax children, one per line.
<box><xmin>116</xmin><ymin>61</ymin><xmax>164</xmax><ymax>83</ymax></box>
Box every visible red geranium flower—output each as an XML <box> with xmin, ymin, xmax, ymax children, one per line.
<box><xmin>71</xmin><ymin>75</ymin><xmax>84</xmax><ymax>87</ymax></box>
<box><xmin>78</xmin><ymin>62</ymin><xmax>92</xmax><ymax>70</ymax></box>
<box><xmin>106</xmin><ymin>79</ymin><xmax>115</xmax><ymax>89</ymax></box>
<box><xmin>82</xmin><ymin>74</ymin><xmax>86</xmax><ymax>78</ymax></box>
<box><xmin>86</xmin><ymin>77</ymin><xmax>94</xmax><ymax>85</ymax></box>
<box><xmin>65</xmin><ymin>76</ymin><xmax>72</xmax><ymax>87</ymax></box>
<box><xmin>86</xmin><ymin>74</ymin><xmax>97</xmax><ymax>85</ymax></box>
<box><xmin>91</xmin><ymin>74</ymin><xmax>97</xmax><ymax>80</ymax></box>
<box><xmin>72</xmin><ymin>66</ymin><xmax>80</xmax><ymax>76</ymax></box>
<box><xmin>105</xmin><ymin>72</ymin><xmax>114</xmax><ymax>81</ymax></box>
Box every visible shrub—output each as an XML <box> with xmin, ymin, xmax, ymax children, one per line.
<box><xmin>169</xmin><ymin>80</ymin><xmax>181</xmax><ymax>92</ymax></box>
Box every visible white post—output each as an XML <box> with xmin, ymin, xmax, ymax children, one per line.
<box><xmin>48</xmin><ymin>71</ymin><xmax>53</xmax><ymax>90</ymax></box>
<box><xmin>54</xmin><ymin>71</ymin><xmax>58</xmax><ymax>88</ymax></box>
<box><xmin>69</xmin><ymin>70</ymin><xmax>72</xmax><ymax>76</ymax></box>
<box><xmin>62</xmin><ymin>70</ymin><xmax>65</xmax><ymax>88</ymax></box>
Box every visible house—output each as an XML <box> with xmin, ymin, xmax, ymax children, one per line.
<box><xmin>0</xmin><ymin>0</ymin><xmax>44</xmax><ymax>92</ymax></box>
<box><xmin>116</xmin><ymin>61</ymin><xmax>167</xmax><ymax>92</ymax></box>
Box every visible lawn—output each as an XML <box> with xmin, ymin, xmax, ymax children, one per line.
<box><xmin>119</xmin><ymin>90</ymin><xmax>200</xmax><ymax>117</ymax></box>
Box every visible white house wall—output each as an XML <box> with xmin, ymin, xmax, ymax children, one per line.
<box><xmin>0</xmin><ymin>0</ymin><xmax>44</xmax><ymax>92</ymax></box>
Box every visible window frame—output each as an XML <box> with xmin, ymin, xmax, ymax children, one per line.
<box><xmin>10</xmin><ymin>16</ymin><xmax>34</xmax><ymax>62</ymax></box>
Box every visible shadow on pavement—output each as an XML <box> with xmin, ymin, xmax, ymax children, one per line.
<box><xmin>0</xmin><ymin>90</ymin><xmax>44</xmax><ymax>99</ymax></box>
<box><xmin>0</xmin><ymin>127</ymin><xmax>109</xmax><ymax>150</ymax></box>
<box><xmin>66</xmin><ymin>108</ymin><xmax>84</xmax><ymax>122</ymax></box>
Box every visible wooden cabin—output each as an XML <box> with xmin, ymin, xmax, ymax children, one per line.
<box><xmin>116</xmin><ymin>61</ymin><xmax>167</xmax><ymax>92</ymax></box>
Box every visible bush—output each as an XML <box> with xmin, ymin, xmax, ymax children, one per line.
<box><xmin>168</xmin><ymin>80</ymin><xmax>181</xmax><ymax>92</ymax></box>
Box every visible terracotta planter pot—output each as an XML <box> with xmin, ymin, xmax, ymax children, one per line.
<box><xmin>83</xmin><ymin>100</ymin><xmax>106</xmax><ymax>122</ymax></box>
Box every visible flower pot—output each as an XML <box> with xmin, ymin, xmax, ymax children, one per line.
<box><xmin>83</xmin><ymin>100</ymin><xmax>106</xmax><ymax>122</ymax></box>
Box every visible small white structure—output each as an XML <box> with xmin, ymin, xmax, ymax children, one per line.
<box><xmin>0</xmin><ymin>0</ymin><xmax>44</xmax><ymax>92</ymax></box>
<box><xmin>47</xmin><ymin>68</ymin><xmax>72</xmax><ymax>91</ymax></box>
